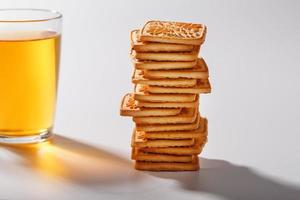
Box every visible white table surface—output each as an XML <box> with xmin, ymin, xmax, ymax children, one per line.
<box><xmin>1</xmin><ymin>0</ymin><xmax>300</xmax><ymax>199</ymax></box>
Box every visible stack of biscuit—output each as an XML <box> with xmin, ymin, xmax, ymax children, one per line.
<box><xmin>120</xmin><ymin>21</ymin><xmax>211</xmax><ymax>171</ymax></box>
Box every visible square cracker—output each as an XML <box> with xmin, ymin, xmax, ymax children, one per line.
<box><xmin>132</xmin><ymin>69</ymin><xmax>197</xmax><ymax>87</ymax></box>
<box><xmin>140</xmin><ymin>138</ymin><xmax>207</xmax><ymax>156</ymax></box>
<box><xmin>143</xmin><ymin>57</ymin><xmax>209</xmax><ymax>79</ymax></box>
<box><xmin>132</xmin><ymin>148</ymin><xmax>195</xmax><ymax>163</ymax></box>
<box><xmin>133</xmin><ymin>107</ymin><xmax>198</xmax><ymax>124</ymax></box>
<box><xmin>131</xmin><ymin>30</ymin><xmax>196</xmax><ymax>52</ymax></box>
<box><xmin>134</xmin><ymin>85</ymin><xmax>197</xmax><ymax>103</ymax></box>
<box><xmin>142</xmin><ymin>116</ymin><xmax>207</xmax><ymax>139</ymax></box>
<box><xmin>134</xmin><ymin>156</ymin><xmax>199</xmax><ymax>171</ymax></box>
<box><xmin>139</xmin><ymin>139</ymin><xmax>206</xmax><ymax>155</ymax></box>
<box><xmin>136</xmin><ymin>114</ymin><xmax>201</xmax><ymax>132</ymax></box>
<box><xmin>120</xmin><ymin>93</ymin><xmax>181</xmax><ymax>117</ymax></box>
<box><xmin>137</xmin><ymin>79</ymin><xmax>211</xmax><ymax>94</ymax></box>
<box><xmin>137</xmin><ymin>95</ymin><xmax>199</xmax><ymax>108</ymax></box>
<box><xmin>131</xmin><ymin>50</ymin><xmax>199</xmax><ymax>62</ymax></box>
<box><xmin>140</xmin><ymin>20</ymin><xmax>207</xmax><ymax>45</ymax></box>
<box><xmin>133</xmin><ymin>59</ymin><xmax>197</xmax><ymax>70</ymax></box>
<box><xmin>131</xmin><ymin>129</ymin><xmax>195</xmax><ymax>148</ymax></box>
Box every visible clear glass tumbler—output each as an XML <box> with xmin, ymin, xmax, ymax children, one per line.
<box><xmin>0</xmin><ymin>9</ymin><xmax>62</xmax><ymax>144</ymax></box>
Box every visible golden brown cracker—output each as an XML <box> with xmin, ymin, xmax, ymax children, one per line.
<box><xmin>136</xmin><ymin>114</ymin><xmax>201</xmax><ymax>132</ymax></box>
<box><xmin>132</xmin><ymin>50</ymin><xmax>198</xmax><ymax>62</ymax></box>
<box><xmin>137</xmin><ymin>95</ymin><xmax>199</xmax><ymax>108</ymax></box>
<box><xmin>131</xmin><ymin>30</ymin><xmax>196</xmax><ymax>52</ymax></box>
<box><xmin>120</xmin><ymin>93</ymin><xmax>181</xmax><ymax>117</ymax></box>
<box><xmin>132</xmin><ymin>69</ymin><xmax>197</xmax><ymax>87</ymax></box>
<box><xmin>133</xmin><ymin>107</ymin><xmax>198</xmax><ymax>124</ymax></box>
<box><xmin>134</xmin><ymin>84</ymin><xmax>197</xmax><ymax>102</ymax></box>
<box><xmin>134</xmin><ymin>157</ymin><xmax>199</xmax><ymax>171</ymax></box>
<box><xmin>138</xmin><ymin>79</ymin><xmax>211</xmax><ymax>94</ymax></box>
<box><xmin>132</xmin><ymin>129</ymin><xmax>195</xmax><ymax>148</ymax></box>
<box><xmin>144</xmin><ymin>57</ymin><xmax>208</xmax><ymax>79</ymax></box>
<box><xmin>132</xmin><ymin>148</ymin><xmax>195</xmax><ymax>163</ymax></box>
<box><xmin>133</xmin><ymin>59</ymin><xmax>197</xmax><ymax>70</ymax></box>
<box><xmin>142</xmin><ymin>117</ymin><xmax>207</xmax><ymax>139</ymax></box>
<box><xmin>140</xmin><ymin>21</ymin><xmax>206</xmax><ymax>45</ymax></box>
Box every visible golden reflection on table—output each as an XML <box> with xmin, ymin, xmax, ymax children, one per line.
<box><xmin>1</xmin><ymin>134</ymin><xmax>137</xmax><ymax>185</ymax></box>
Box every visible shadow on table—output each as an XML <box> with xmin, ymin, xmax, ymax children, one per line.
<box><xmin>148</xmin><ymin>158</ymin><xmax>300</xmax><ymax>200</ymax></box>
<box><xmin>0</xmin><ymin>134</ymin><xmax>143</xmax><ymax>186</ymax></box>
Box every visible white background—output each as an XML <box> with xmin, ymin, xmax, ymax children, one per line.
<box><xmin>0</xmin><ymin>0</ymin><xmax>300</xmax><ymax>199</ymax></box>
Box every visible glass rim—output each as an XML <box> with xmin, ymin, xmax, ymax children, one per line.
<box><xmin>0</xmin><ymin>8</ymin><xmax>62</xmax><ymax>23</ymax></box>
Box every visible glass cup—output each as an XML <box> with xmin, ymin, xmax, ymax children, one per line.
<box><xmin>0</xmin><ymin>9</ymin><xmax>62</xmax><ymax>144</ymax></box>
